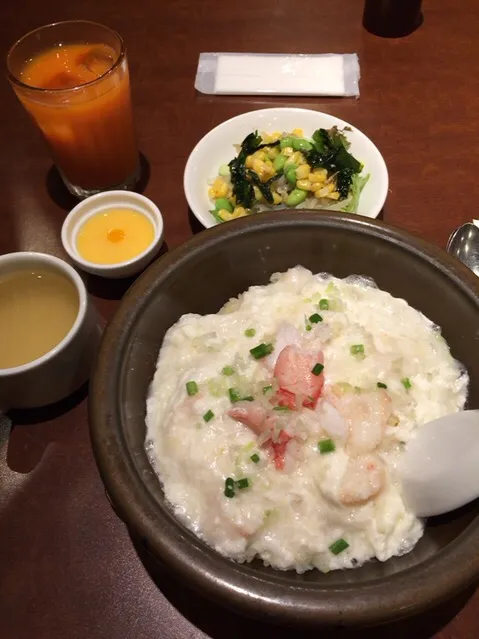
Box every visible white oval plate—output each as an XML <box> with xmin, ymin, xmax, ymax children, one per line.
<box><xmin>184</xmin><ymin>108</ymin><xmax>389</xmax><ymax>229</ymax></box>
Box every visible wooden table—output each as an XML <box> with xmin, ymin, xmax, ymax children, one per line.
<box><xmin>1</xmin><ymin>0</ymin><xmax>478</xmax><ymax>637</ymax></box>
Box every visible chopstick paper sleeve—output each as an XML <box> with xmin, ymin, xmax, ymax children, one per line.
<box><xmin>195</xmin><ymin>53</ymin><xmax>360</xmax><ymax>97</ymax></box>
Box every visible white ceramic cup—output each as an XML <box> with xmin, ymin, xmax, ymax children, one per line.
<box><xmin>61</xmin><ymin>190</ymin><xmax>164</xmax><ymax>278</ymax></box>
<box><xmin>0</xmin><ymin>252</ymin><xmax>101</xmax><ymax>410</ymax></box>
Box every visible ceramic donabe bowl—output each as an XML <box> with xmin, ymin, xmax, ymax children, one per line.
<box><xmin>89</xmin><ymin>212</ymin><xmax>479</xmax><ymax>627</ymax></box>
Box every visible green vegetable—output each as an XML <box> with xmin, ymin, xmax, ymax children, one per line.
<box><xmin>203</xmin><ymin>409</ymin><xmax>214</xmax><ymax>422</ymax></box>
<box><xmin>329</xmin><ymin>126</ymin><xmax>352</xmax><ymax>150</ymax></box>
<box><xmin>241</xmin><ymin>396</ymin><xmax>255</xmax><ymax>402</ymax></box>
<box><xmin>239</xmin><ymin>131</ymin><xmax>262</xmax><ymax>158</ymax></box>
<box><xmin>257</xmin><ymin>139</ymin><xmax>280</xmax><ymax>150</ymax></box>
<box><xmin>273</xmin><ymin>154</ymin><xmax>287</xmax><ymax>172</ymax></box>
<box><xmin>306</xmin><ymin>127</ymin><xmax>362</xmax><ymax>202</ymax></box>
<box><xmin>292</xmin><ymin>138</ymin><xmax>313</xmax><ymax>152</ymax></box>
<box><xmin>224</xmin><ymin>477</ymin><xmax>235</xmax><ymax>498</ymax></box>
<box><xmin>350</xmin><ymin>344</ymin><xmax>365</xmax><ymax>355</ymax></box>
<box><xmin>236</xmin><ymin>478</ymin><xmax>249</xmax><ymax>490</ymax></box>
<box><xmin>262</xmin><ymin>385</ymin><xmax>273</xmax><ymax>394</ymax></box>
<box><xmin>218</xmin><ymin>164</ymin><xmax>230</xmax><ymax>177</ymax></box>
<box><xmin>280</xmin><ymin>136</ymin><xmax>295</xmax><ymax>149</ymax></box>
<box><xmin>250</xmin><ymin>343</ymin><xmax>274</xmax><ymax>359</ymax></box>
<box><xmin>336</xmin><ymin>168</ymin><xmax>355</xmax><ymax>199</ymax></box>
<box><xmin>285</xmin><ymin>167</ymin><xmax>298</xmax><ymax>185</ymax></box>
<box><xmin>319</xmin><ymin>299</ymin><xmax>329</xmax><ymax>310</ymax></box>
<box><xmin>210</xmin><ymin>209</ymin><xmax>225</xmax><ymax>224</ymax></box>
<box><xmin>305</xmin><ymin>325</ymin><xmax>312</xmax><ymax>331</ymax></box>
<box><xmin>334</xmin><ymin>146</ymin><xmax>361</xmax><ymax>172</ymax></box>
<box><xmin>286</xmin><ymin>188</ymin><xmax>308</xmax><ymax>207</ymax></box>
<box><xmin>208</xmin><ymin>378</ymin><xmax>227</xmax><ymax>398</ymax></box>
<box><xmin>250</xmin><ymin>453</ymin><xmax>260</xmax><ymax>463</ymax></box>
<box><xmin>214</xmin><ymin>197</ymin><xmax>233</xmax><ymax>213</ymax></box>
<box><xmin>228</xmin><ymin>388</ymin><xmax>241</xmax><ymax>403</ymax></box>
<box><xmin>247</xmin><ymin>169</ymin><xmax>276</xmax><ymax>204</ymax></box>
<box><xmin>329</xmin><ymin>538</ymin><xmax>349</xmax><ymax>555</ymax></box>
<box><xmin>312</xmin><ymin>128</ymin><xmax>330</xmax><ymax>153</ymax></box>
<box><xmin>377</xmin><ymin>382</ymin><xmax>388</xmax><ymax>389</ymax></box>
<box><xmin>311</xmin><ymin>363</ymin><xmax>324</xmax><ymax>376</ymax></box>
<box><xmin>222</xmin><ymin>366</ymin><xmax>235</xmax><ymax>376</ymax></box>
<box><xmin>402</xmin><ymin>377</ymin><xmax>412</xmax><ymax>390</ymax></box>
<box><xmin>244</xmin><ymin>328</ymin><xmax>256</xmax><ymax>337</ymax></box>
<box><xmin>273</xmin><ymin>405</ymin><xmax>291</xmax><ymax>412</ymax></box>
<box><xmin>342</xmin><ymin>173</ymin><xmax>370</xmax><ymax>213</ymax></box>
<box><xmin>318</xmin><ymin>439</ymin><xmax>336</xmax><ymax>454</ymax></box>
<box><xmin>228</xmin><ymin>131</ymin><xmax>261</xmax><ymax>208</ymax></box>
<box><xmin>185</xmin><ymin>381</ymin><xmax>198</xmax><ymax>396</ymax></box>
<box><xmin>309</xmin><ymin>313</ymin><xmax>323</xmax><ymax>324</ymax></box>
<box><xmin>229</xmin><ymin>160</ymin><xmax>254</xmax><ymax>208</ymax></box>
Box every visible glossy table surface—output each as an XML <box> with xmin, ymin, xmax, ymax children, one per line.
<box><xmin>1</xmin><ymin>0</ymin><xmax>479</xmax><ymax>637</ymax></box>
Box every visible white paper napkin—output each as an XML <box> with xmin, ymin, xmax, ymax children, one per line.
<box><xmin>195</xmin><ymin>53</ymin><xmax>360</xmax><ymax>97</ymax></box>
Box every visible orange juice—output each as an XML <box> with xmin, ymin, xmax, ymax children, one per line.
<box><xmin>12</xmin><ymin>38</ymin><xmax>138</xmax><ymax>193</ymax></box>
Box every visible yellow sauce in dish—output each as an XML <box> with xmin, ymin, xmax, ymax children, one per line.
<box><xmin>76</xmin><ymin>208</ymin><xmax>155</xmax><ymax>265</ymax></box>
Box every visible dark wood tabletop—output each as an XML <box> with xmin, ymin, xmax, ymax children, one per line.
<box><xmin>1</xmin><ymin>0</ymin><xmax>479</xmax><ymax>637</ymax></box>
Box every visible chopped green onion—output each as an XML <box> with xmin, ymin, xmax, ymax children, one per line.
<box><xmin>377</xmin><ymin>382</ymin><xmax>388</xmax><ymax>389</ymax></box>
<box><xmin>244</xmin><ymin>328</ymin><xmax>256</xmax><ymax>337</ymax></box>
<box><xmin>262</xmin><ymin>385</ymin><xmax>273</xmax><ymax>395</ymax></box>
<box><xmin>186</xmin><ymin>381</ymin><xmax>198</xmax><ymax>396</ymax></box>
<box><xmin>203</xmin><ymin>409</ymin><xmax>214</xmax><ymax>422</ymax></box>
<box><xmin>228</xmin><ymin>388</ymin><xmax>241</xmax><ymax>403</ymax></box>
<box><xmin>350</xmin><ymin>344</ymin><xmax>365</xmax><ymax>355</ymax></box>
<box><xmin>222</xmin><ymin>366</ymin><xmax>235</xmax><ymax>376</ymax></box>
<box><xmin>309</xmin><ymin>313</ymin><xmax>323</xmax><ymax>324</ymax></box>
<box><xmin>273</xmin><ymin>405</ymin><xmax>291</xmax><ymax>412</ymax></box>
<box><xmin>236</xmin><ymin>478</ymin><xmax>249</xmax><ymax>490</ymax></box>
<box><xmin>319</xmin><ymin>299</ymin><xmax>329</xmax><ymax>311</ymax></box>
<box><xmin>250</xmin><ymin>343</ymin><xmax>274</xmax><ymax>359</ymax></box>
<box><xmin>224</xmin><ymin>477</ymin><xmax>235</xmax><ymax>498</ymax></box>
<box><xmin>329</xmin><ymin>538</ymin><xmax>349</xmax><ymax>555</ymax></box>
<box><xmin>250</xmin><ymin>453</ymin><xmax>260</xmax><ymax>463</ymax></box>
<box><xmin>306</xmin><ymin>325</ymin><xmax>312</xmax><ymax>332</ymax></box>
<box><xmin>318</xmin><ymin>438</ymin><xmax>336</xmax><ymax>454</ymax></box>
<box><xmin>311</xmin><ymin>363</ymin><xmax>324</xmax><ymax>376</ymax></box>
<box><xmin>229</xmin><ymin>388</ymin><xmax>254</xmax><ymax>402</ymax></box>
<box><xmin>402</xmin><ymin>377</ymin><xmax>412</xmax><ymax>390</ymax></box>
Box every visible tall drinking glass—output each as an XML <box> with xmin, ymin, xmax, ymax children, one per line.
<box><xmin>7</xmin><ymin>20</ymin><xmax>140</xmax><ymax>198</ymax></box>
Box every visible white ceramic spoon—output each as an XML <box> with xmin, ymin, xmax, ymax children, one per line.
<box><xmin>397</xmin><ymin>410</ymin><xmax>479</xmax><ymax>517</ymax></box>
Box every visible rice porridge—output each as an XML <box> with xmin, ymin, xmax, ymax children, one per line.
<box><xmin>145</xmin><ymin>267</ymin><xmax>468</xmax><ymax>573</ymax></box>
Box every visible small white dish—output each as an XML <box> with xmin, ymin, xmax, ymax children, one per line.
<box><xmin>61</xmin><ymin>191</ymin><xmax>164</xmax><ymax>279</ymax></box>
<box><xmin>184</xmin><ymin>107</ymin><xmax>389</xmax><ymax>228</ymax></box>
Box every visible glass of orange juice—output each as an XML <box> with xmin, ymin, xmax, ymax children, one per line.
<box><xmin>7</xmin><ymin>20</ymin><xmax>140</xmax><ymax>198</ymax></box>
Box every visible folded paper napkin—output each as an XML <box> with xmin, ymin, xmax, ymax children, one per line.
<box><xmin>195</xmin><ymin>53</ymin><xmax>360</xmax><ymax>97</ymax></box>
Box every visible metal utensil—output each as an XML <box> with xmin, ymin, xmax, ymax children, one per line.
<box><xmin>446</xmin><ymin>222</ymin><xmax>479</xmax><ymax>276</ymax></box>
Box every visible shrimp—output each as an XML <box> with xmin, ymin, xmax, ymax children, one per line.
<box><xmin>263</xmin><ymin>323</ymin><xmax>302</xmax><ymax>372</ymax></box>
<box><xmin>270</xmin><ymin>430</ymin><xmax>293</xmax><ymax>470</ymax></box>
<box><xmin>339</xmin><ymin>453</ymin><xmax>386</xmax><ymax>506</ymax></box>
<box><xmin>227</xmin><ymin>402</ymin><xmax>270</xmax><ymax>436</ymax></box>
<box><xmin>327</xmin><ymin>388</ymin><xmax>391</xmax><ymax>454</ymax></box>
<box><xmin>274</xmin><ymin>345</ymin><xmax>324</xmax><ymax>409</ymax></box>
<box><xmin>228</xmin><ymin>401</ymin><xmax>292</xmax><ymax>470</ymax></box>
<box><xmin>315</xmin><ymin>399</ymin><xmax>349</xmax><ymax>441</ymax></box>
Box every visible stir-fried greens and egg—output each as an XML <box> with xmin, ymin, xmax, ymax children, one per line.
<box><xmin>208</xmin><ymin>127</ymin><xmax>370</xmax><ymax>223</ymax></box>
